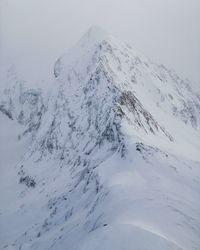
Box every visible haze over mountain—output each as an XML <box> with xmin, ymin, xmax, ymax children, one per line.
<box><xmin>1</xmin><ymin>0</ymin><xmax>200</xmax><ymax>87</ymax></box>
<box><xmin>0</xmin><ymin>27</ymin><xmax>200</xmax><ymax>250</ymax></box>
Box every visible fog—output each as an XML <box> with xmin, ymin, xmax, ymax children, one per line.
<box><xmin>0</xmin><ymin>0</ymin><xmax>199</xmax><ymax>86</ymax></box>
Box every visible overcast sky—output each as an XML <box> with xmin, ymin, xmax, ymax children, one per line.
<box><xmin>0</xmin><ymin>0</ymin><xmax>199</xmax><ymax>86</ymax></box>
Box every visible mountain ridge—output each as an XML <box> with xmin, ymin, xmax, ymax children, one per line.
<box><xmin>0</xmin><ymin>27</ymin><xmax>200</xmax><ymax>250</ymax></box>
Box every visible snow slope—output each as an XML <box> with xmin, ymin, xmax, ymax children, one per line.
<box><xmin>0</xmin><ymin>27</ymin><xmax>200</xmax><ymax>250</ymax></box>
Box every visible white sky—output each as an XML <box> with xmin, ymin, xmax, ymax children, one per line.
<box><xmin>0</xmin><ymin>0</ymin><xmax>199</xmax><ymax>86</ymax></box>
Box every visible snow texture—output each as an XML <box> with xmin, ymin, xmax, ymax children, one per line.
<box><xmin>0</xmin><ymin>27</ymin><xmax>200</xmax><ymax>250</ymax></box>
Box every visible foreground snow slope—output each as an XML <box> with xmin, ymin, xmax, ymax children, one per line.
<box><xmin>0</xmin><ymin>27</ymin><xmax>200</xmax><ymax>250</ymax></box>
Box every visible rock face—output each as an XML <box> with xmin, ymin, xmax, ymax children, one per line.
<box><xmin>0</xmin><ymin>67</ymin><xmax>46</xmax><ymax>138</ymax></box>
<box><xmin>0</xmin><ymin>27</ymin><xmax>200</xmax><ymax>250</ymax></box>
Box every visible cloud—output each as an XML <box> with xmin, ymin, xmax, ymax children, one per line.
<box><xmin>0</xmin><ymin>0</ymin><xmax>199</xmax><ymax>86</ymax></box>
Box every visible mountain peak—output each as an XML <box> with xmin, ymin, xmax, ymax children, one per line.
<box><xmin>54</xmin><ymin>26</ymin><xmax>111</xmax><ymax>80</ymax></box>
<box><xmin>85</xmin><ymin>25</ymin><xmax>109</xmax><ymax>39</ymax></box>
<box><xmin>87</xmin><ymin>26</ymin><xmax>108</xmax><ymax>37</ymax></box>
<box><xmin>78</xmin><ymin>26</ymin><xmax>110</xmax><ymax>48</ymax></box>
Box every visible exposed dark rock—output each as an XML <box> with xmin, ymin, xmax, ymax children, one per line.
<box><xmin>19</xmin><ymin>176</ymin><xmax>36</xmax><ymax>188</ymax></box>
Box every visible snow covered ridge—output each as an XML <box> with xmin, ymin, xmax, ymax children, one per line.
<box><xmin>0</xmin><ymin>27</ymin><xmax>200</xmax><ymax>250</ymax></box>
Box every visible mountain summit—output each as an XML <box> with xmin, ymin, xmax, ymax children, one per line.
<box><xmin>0</xmin><ymin>28</ymin><xmax>200</xmax><ymax>250</ymax></box>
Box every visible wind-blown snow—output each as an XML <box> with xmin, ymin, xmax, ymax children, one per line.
<box><xmin>0</xmin><ymin>27</ymin><xmax>200</xmax><ymax>250</ymax></box>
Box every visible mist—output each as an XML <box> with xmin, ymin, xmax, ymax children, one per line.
<box><xmin>0</xmin><ymin>0</ymin><xmax>199</xmax><ymax>86</ymax></box>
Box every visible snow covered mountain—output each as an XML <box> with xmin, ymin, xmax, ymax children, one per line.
<box><xmin>0</xmin><ymin>27</ymin><xmax>200</xmax><ymax>250</ymax></box>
